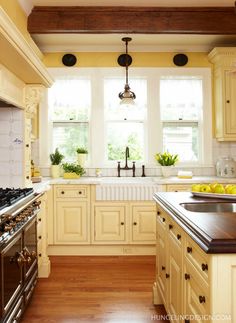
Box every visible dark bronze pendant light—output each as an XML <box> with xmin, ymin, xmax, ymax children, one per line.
<box><xmin>118</xmin><ymin>37</ymin><xmax>136</xmax><ymax>105</ymax></box>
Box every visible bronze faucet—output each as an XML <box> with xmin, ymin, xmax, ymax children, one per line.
<box><xmin>117</xmin><ymin>146</ymin><xmax>136</xmax><ymax>177</ymax></box>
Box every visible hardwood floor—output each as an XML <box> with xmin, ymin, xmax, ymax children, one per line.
<box><xmin>22</xmin><ymin>256</ymin><xmax>168</xmax><ymax>323</ymax></box>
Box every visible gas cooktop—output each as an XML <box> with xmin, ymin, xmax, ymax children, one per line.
<box><xmin>0</xmin><ymin>188</ymin><xmax>34</xmax><ymax>210</ymax></box>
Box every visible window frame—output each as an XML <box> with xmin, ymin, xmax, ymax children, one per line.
<box><xmin>46</xmin><ymin>67</ymin><xmax>212</xmax><ymax>168</ymax></box>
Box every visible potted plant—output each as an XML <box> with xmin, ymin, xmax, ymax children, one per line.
<box><xmin>154</xmin><ymin>151</ymin><xmax>178</xmax><ymax>177</ymax></box>
<box><xmin>62</xmin><ymin>162</ymin><xmax>85</xmax><ymax>179</ymax></box>
<box><xmin>50</xmin><ymin>148</ymin><xmax>64</xmax><ymax>178</ymax></box>
<box><xmin>76</xmin><ymin>147</ymin><xmax>88</xmax><ymax>167</ymax></box>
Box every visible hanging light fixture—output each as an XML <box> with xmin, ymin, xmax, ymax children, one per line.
<box><xmin>118</xmin><ymin>37</ymin><xmax>136</xmax><ymax>105</ymax></box>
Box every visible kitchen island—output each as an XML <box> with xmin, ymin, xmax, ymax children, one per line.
<box><xmin>153</xmin><ymin>192</ymin><xmax>236</xmax><ymax>323</ymax></box>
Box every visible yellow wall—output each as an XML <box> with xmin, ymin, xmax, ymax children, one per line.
<box><xmin>43</xmin><ymin>52</ymin><xmax>211</xmax><ymax>68</ymax></box>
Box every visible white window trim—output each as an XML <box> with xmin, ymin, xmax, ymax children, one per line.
<box><xmin>42</xmin><ymin>67</ymin><xmax>212</xmax><ymax>169</ymax></box>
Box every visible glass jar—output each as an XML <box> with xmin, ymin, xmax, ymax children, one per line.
<box><xmin>216</xmin><ymin>157</ymin><xmax>236</xmax><ymax>178</ymax></box>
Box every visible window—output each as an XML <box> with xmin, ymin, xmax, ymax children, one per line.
<box><xmin>48</xmin><ymin>77</ymin><xmax>90</xmax><ymax>162</ymax></box>
<box><xmin>104</xmin><ymin>77</ymin><xmax>147</xmax><ymax>162</ymax></box>
<box><xmin>47</xmin><ymin>67</ymin><xmax>212</xmax><ymax>167</ymax></box>
<box><xmin>160</xmin><ymin>76</ymin><xmax>202</xmax><ymax>162</ymax></box>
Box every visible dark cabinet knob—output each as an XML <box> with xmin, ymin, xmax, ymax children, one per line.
<box><xmin>79</xmin><ymin>191</ymin><xmax>82</xmax><ymax>195</ymax></box>
<box><xmin>39</xmin><ymin>253</ymin><xmax>42</xmax><ymax>257</ymax></box>
<box><xmin>165</xmin><ymin>273</ymin><xmax>170</xmax><ymax>278</ymax></box>
<box><xmin>187</xmin><ymin>247</ymin><xmax>192</xmax><ymax>253</ymax></box>
<box><xmin>199</xmin><ymin>295</ymin><xmax>206</xmax><ymax>303</ymax></box>
<box><xmin>184</xmin><ymin>273</ymin><xmax>190</xmax><ymax>280</ymax></box>
<box><xmin>157</xmin><ymin>211</ymin><xmax>160</xmax><ymax>215</ymax></box>
<box><xmin>169</xmin><ymin>224</ymin><xmax>173</xmax><ymax>229</ymax></box>
<box><xmin>201</xmin><ymin>263</ymin><xmax>208</xmax><ymax>271</ymax></box>
<box><xmin>226</xmin><ymin>100</ymin><xmax>230</xmax><ymax>103</ymax></box>
<box><xmin>161</xmin><ymin>266</ymin><xmax>165</xmax><ymax>271</ymax></box>
<box><xmin>121</xmin><ymin>222</ymin><xmax>124</xmax><ymax>225</ymax></box>
<box><xmin>133</xmin><ymin>222</ymin><xmax>137</xmax><ymax>225</ymax></box>
<box><xmin>61</xmin><ymin>191</ymin><xmax>65</xmax><ymax>194</ymax></box>
<box><xmin>177</xmin><ymin>234</ymin><xmax>181</xmax><ymax>240</ymax></box>
<box><xmin>38</xmin><ymin>236</ymin><xmax>42</xmax><ymax>240</ymax></box>
<box><xmin>26</xmin><ymin>176</ymin><xmax>30</xmax><ymax>179</ymax></box>
<box><xmin>162</xmin><ymin>217</ymin><xmax>165</xmax><ymax>222</ymax></box>
<box><xmin>38</xmin><ymin>218</ymin><xmax>42</xmax><ymax>222</ymax></box>
<box><xmin>26</xmin><ymin>144</ymin><xmax>29</xmax><ymax>147</ymax></box>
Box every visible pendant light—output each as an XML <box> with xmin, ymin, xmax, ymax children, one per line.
<box><xmin>118</xmin><ymin>37</ymin><xmax>136</xmax><ymax>105</ymax></box>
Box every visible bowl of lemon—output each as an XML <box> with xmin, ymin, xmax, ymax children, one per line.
<box><xmin>191</xmin><ymin>183</ymin><xmax>236</xmax><ymax>199</ymax></box>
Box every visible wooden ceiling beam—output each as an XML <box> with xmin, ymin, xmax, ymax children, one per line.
<box><xmin>28</xmin><ymin>6</ymin><xmax>236</xmax><ymax>35</ymax></box>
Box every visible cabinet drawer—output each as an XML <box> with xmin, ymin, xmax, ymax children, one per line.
<box><xmin>55</xmin><ymin>186</ymin><xmax>89</xmax><ymax>199</ymax></box>
<box><xmin>185</xmin><ymin>237</ymin><xmax>210</xmax><ymax>283</ymax></box>
<box><xmin>156</xmin><ymin>206</ymin><xmax>168</xmax><ymax>231</ymax></box>
<box><xmin>166</xmin><ymin>184</ymin><xmax>192</xmax><ymax>192</ymax></box>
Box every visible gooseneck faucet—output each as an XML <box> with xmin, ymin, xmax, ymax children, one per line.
<box><xmin>117</xmin><ymin>146</ymin><xmax>136</xmax><ymax>177</ymax></box>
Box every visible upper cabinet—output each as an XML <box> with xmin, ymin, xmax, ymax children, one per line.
<box><xmin>208</xmin><ymin>47</ymin><xmax>236</xmax><ymax>141</ymax></box>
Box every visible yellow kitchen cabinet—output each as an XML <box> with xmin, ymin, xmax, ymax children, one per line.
<box><xmin>53</xmin><ymin>185</ymin><xmax>90</xmax><ymax>244</ymax></box>
<box><xmin>93</xmin><ymin>204</ymin><xmax>128</xmax><ymax>243</ymax></box>
<box><xmin>208</xmin><ymin>47</ymin><xmax>236</xmax><ymax>141</ymax></box>
<box><xmin>24</xmin><ymin>117</ymin><xmax>32</xmax><ymax>187</ymax></box>
<box><xmin>130</xmin><ymin>203</ymin><xmax>156</xmax><ymax>244</ymax></box>
<box><xmin>154</xmin><ymin>199</ymin><xmax>235</xmax><ymax>323</ymax></box>
<box><xmin>166</xmin><ymin>184</ymin><xmax>192</xmax><ymax>192</ymax></box>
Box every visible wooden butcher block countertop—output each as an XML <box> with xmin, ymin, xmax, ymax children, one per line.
<box><xmin>153</xmin><ymin>192</ymin><xmax>236</xmax><ymax>254</ymax></box>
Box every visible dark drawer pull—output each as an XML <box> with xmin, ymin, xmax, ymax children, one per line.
<box><xmin>38</xmin><ymin>218</ymin><xmax>42</xmax><ymax>222</ymax></box>
<box><xmin>133</xmin><ymin>222</ymin><xmax>137</xmax><ymax>225</ymax></box>
<box><xmin>169</xmin><ymin>224</ymin><xmax>173</xmax><ymax>229</ymax></box>
<box><xmin>184</xmin><ymin>273</ymin><xmax>190</xmax><ymax>280</ymax></box>
<box><xmin>165</xmin><ymin>273</ymin><xmax>170</xmax><ymax>278</ymax></box>
<box><xmin>26</xmin><ymin>176</ymin><xmax>30</xmax><ymax>179</ymax></box>
<box><xmin>226</xmin><ymin>100</ymin><xmax>230</xmax><ymax>103</ymax></box>
<box><xmin>187</xmin><ymin>247</ymin><xmax>192</xmax><ymax>253</ymax></box>
<box><xmin>38</xmin><ymin>253</ymin><xmax>42</xmax><ymax>257</ymax></box>
<box><xmin>177</xmin><ymin>234</ymin><xmax>181</xmax><ymax>240</ymax></box>
<box><xmin>157</xmin><ymin>211</ymin><xmax>160</xmax><ymax>215</ymax></box>
<box><xmin>199</xmin><ymin>295</ymin><xmax>206</xmax><ymax>304</ymax></box>
<box><xmin>201</xmin><ymin>263</ymin><xmax>208</xmax><ymax>271</ymax></box>
<box><xmin>78</xmin><ymin>191</ymin><xmax>82</xmax><ymax>195</ymax></box>
<box><xmin>26</xmin><ymin>144</ymin><xmax>29</xmax><ymax>147</ymax></box>
<box><xmin>38</xmin><ymin>236</ymin><xmax>42</xmax><ymax>240</ymax></box>
<box><xmin>161</xmin><ymin>266</ymin><xmax>165</xmax><ymax>271</ymax></box>
<box><xmin>120</xmin><ymin>222</ymin><xmax>124</xmax><ymax>225</ymax></box>
<box><xmin>162</xmin><ymin>217</ymin><xmax>165</xmax><ymax>222</ymax></box>
<box><xmin>61</xmin><ymin>191</ymin><xmax>65</xmax><ymax>194</ymax></box>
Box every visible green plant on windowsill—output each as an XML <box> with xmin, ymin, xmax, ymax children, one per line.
<box><xmin>50</xmin><ymin>148</ymin><xmax>64</xmax><ymax>165</ymax></box>
<box><xmin>62</xmin><ymin>162</ymin><xmax>85</xmax><ymax>178</ymax></box>
<box><xmin>76</xmin><ymin>147</ymin><xmax>88</xmax><ymax>154</ymax></box>
<box><xmin>154</xmin><ymin>151</ymin><xmax>178</xmax><ymax>166</ymax></box>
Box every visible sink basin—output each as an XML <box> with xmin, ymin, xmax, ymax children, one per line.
<box><xmin>180</xmin><ymin>202</ymin><xmax>236</xmax><ymax>213</ymax></box>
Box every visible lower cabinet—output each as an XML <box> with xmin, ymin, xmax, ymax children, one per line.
<box><xmin>155</xmin><ymin>203</ymin><xmax>234</xmax><ymax>323</ymax></box>
<box><xmin>52</xmin><ymin>185</ymin><xmax>156</xmax><ymax>251</ymax></box>
<box><xmin>94</xmin><ymin>204</ymin><xmax>127</xmax><ymax>243</ymax></box>
<box><xmin>55</xmin><ymin>201</ymin><xmax>89</xmax><ymax>244</ymax></box>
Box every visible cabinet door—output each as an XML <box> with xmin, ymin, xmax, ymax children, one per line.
<box><xmin>94</xmin><ymin>205</ymin><xmax>127</xmax><ymax>243</ymax></box>
<box><xmin>225</xmin><ymin>70</ymin><xmax>236</xmax><ymax>135</ymax></box>
<box><xmin>24</xmin><ymin>117</ymin><xmax>31</xmax><ymax>186</ymax></box>
<box><xmin>55</xmin><ymin>201</ymin><xmax>89</xmax><ymax>244</ymax></box>
<box><xmin>183</xmin><ymin>260</ymin><xmax>210</xmax><ymax>323</ymax></box>
<box><xmin>168</xmin><ymin>236</ymin><xmax>182</xmax><ymax>322</ymax></box>
<box><xmin>156</xmin><ymin>220</ymin><xmax>167</xmax><ymax>307</ymax></box>
<box><xmin>131</xmin><ymin>204</ymin><xmax>156</xmax><ymax>243</ymax></box>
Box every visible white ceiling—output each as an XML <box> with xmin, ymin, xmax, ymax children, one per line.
<box><xmin>18</xmin><ymin>0</ymin><xmax>236</xmax><ymax>52</ymax></box>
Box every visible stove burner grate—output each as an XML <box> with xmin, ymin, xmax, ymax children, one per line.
<box><xmin>0</xmin><ymin>188</ymin><xmax>34</xmax><ymax>210</ymax></box>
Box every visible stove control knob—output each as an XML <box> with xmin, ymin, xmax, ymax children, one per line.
<box><xmin>33</xmin><ymin>201</ymin><xmax>41</xmax><ymax>208</ymax></box>
<box><xmin>4</xmin><ymin>225</ymin><xmax>13</xmax><ymax>232</ymax></box>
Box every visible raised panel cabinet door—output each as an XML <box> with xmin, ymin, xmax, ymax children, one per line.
<box><xmin>156</xmin><ymin>228</ymin><xmax>168</xmax><ymax>307</ymax></box>
<box><xmin>168</xmin><ymin>237</ymin><xmax>182</xmax><ymax>323</ymax></box>
<box><xmin>225</xmin><ymin>71</ymin><xmax>236</xmax><ymax>135</ymax></box>
<box><xmin>131</xmin><ymin>205</ymin><xmax>156</xmax><ymax>243</ymax></box>
<box><xmin>55</xmin><ymin>201</ymin><xmax>88</xmax><ymax>244</ymax></box>
<box><xmin>94</xmin><ymin>205</ymin><xmax>126</xmax><ymax>243</ymax></box>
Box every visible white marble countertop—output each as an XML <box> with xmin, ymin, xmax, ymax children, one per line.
<box><xmin>31</xmin><ymin>176</ymin><xmax>236</xmax><ymax>194</ymax></box>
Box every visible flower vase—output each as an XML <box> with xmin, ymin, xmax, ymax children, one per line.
<box><xmin>51</xmin><ymin>165</ymin><xmax>60</xmax><ymax>178</ymax></box>
<box><xmin>77</xmin><ymin>153</ymin><xmax>87</xmax><ymax>167</ymax></box>
<box><xmin>161</xmin><ymin>166</ymin><xmax>173</xmax><ymax>177</ymax></box>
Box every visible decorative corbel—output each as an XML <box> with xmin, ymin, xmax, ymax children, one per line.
<box><xmin>25</xmin><ymin>85</ymin><xmax>45</xmax><ymax>117</ymax></box>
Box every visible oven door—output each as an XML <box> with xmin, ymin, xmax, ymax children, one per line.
<box><xmin>23</xmin><ymin>216</ymin><xmax>37</xmax><ymax>282</ymax></box>
<box><xmin>0</xmin><ymin>233</ymin><xmax>23</xmax><ymax>317</ymax></box>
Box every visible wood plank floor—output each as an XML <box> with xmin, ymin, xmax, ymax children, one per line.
<box><xmin>21</xmin><ymin>256</ymin><xmax>168</xmax><ymax>323</ymax></box>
